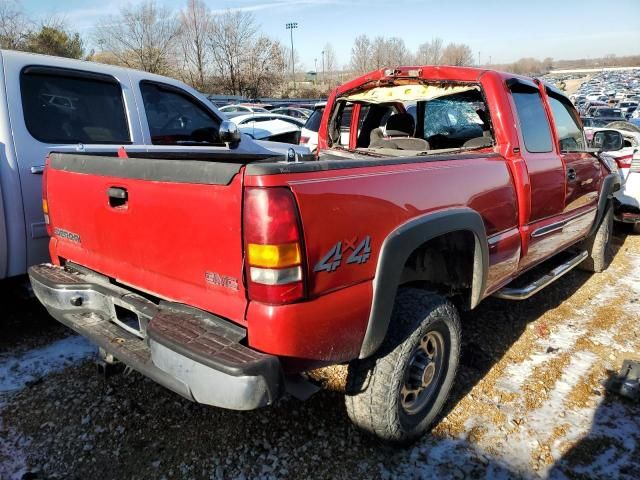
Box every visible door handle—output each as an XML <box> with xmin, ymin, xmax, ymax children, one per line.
<box><xmin>30</xmin><ymin>165</ymin><xmax>45</xmax><ymax>174</ymax></box>
<box><xmin>567</xmin><ymin>168</ymin><xmax>577</xmax><ymax>182</ymax></box>
<box><xmin>107</xmin><ymin>187</ymin><xmax>128</xmax><ymax>208</ymax></box>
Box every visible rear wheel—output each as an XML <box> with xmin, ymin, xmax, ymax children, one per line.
<box><xmin>345</xmin><ymin>289</ymin><xmax>461</xmax><ymax>443</ymax></box>
<box><xmin>633</xmin><ymin>222</ymin><xmax>640</xmax><ymax>235</ymax></box>
<box><xmin>580</xmin><ymin>203</ymin><xmax>614</xmax><ymax>273</ymax></box>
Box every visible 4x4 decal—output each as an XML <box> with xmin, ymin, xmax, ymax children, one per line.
<box><xmin>314</xmin><ymin>236</ymin><xmax>372</xmax><ymax>273</ymax></box>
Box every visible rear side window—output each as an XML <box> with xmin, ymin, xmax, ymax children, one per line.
<box><xmin>304</xmin><ymin>108</ymin><xmax>324</xmax><ymax>132</ymax></box>
<box><xmin>509</xmin><ymin>84</ymin><xmax>553</xmax><ymax>153</ymax></box>
<box><xmin>20</xmin><ymin>68</ymin><xmax>130</xmax><ymax>144</ymax></box>
<box><xmin>547</xmin><ymin>95</ymin><xmax>585</xmax><ymax>151</ymax></box>
<box><xmin>140</xmin><ymin>81</ymin><xmax>221</xmax><ymax>145</ymax></box>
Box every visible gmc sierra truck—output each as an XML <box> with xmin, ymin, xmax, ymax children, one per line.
<box><xmin>29</xmin><ymin>66</ymin><xmax>624</xmax><ymax>443</ymax></box>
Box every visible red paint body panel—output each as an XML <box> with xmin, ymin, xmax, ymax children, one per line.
<box><xmin>44</xmin><ymin>66</ymin><xmax>608</xmax><ymax>371</ymax></box>
<box><xmin>47</xmin><ymin>167</ymin><xmax>248</xmax><ymax>324</ymax></box>
<box><xmin>286</xmin><ymin>158</ymin><xmax>517</xmax><ymax>297</ymax></box>
<box><xmin>247</xmin><ymin>280</ymin><xmax>372</xmax><ymax>363</ymax></box>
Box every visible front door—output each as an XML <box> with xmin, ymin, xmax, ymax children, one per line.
<box><xmin>545</xmin><ymin>90</ymin><xmax>601</xmax><ymax>242</ymax></box>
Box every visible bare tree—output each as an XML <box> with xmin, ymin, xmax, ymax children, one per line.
<box><xmin>94</xmin><ymin>1</ymin><xmax>181</xmax><ymax>75</ymax></box>
<box><xmin>283</xmin><ymin>46</ymin><xmax>305</xmax><ymax>79</ymax></box>
<box><xmin>208</xmin><ymin>10</ymin><xmax>256</xmax><ymax>95</ymax></box>
<box><xmin>416</xmin><ymin>37</ymin><xmax>443</xmax><ymax>65</ymax></box>
<box><xmin>322</xmin><ymin>42</ymin><xmax>336</xmax><ymax>73</ymax></box>
<box><xmin>178</xmin><ymin>0</ymin><xmax>211</xmax><ymax>90</ymax></box>
<box><xmin>351</xmin><ymin>35</ymin><xmax>412</xmax><ymax>73</ymax></box>
<box><xmin>208</xmin><ymin>10</ymin><xmax>285</xmax><ymax>97</ymax></box>
<box><xmin>510</xmin><ymin>57</ymin><xmax>545</xmax><ymax>75</ymax></box>
<box><xmin>0</xmin><ymin>0</ymin><xmax>28</xmax><ymax>49</ymax></box>
<box><xmin>370</xmin><ymin>36</ymin><xmax>386</xmax><ymax>69</ymax></box>
<box><xmin>350</xmin><ymin>34</ymin><xmax>371</xmax><ymax>74</ymax></box>
<box><xmin>244</xmin><ymin>36</ymin><xmax>285</xmax><ymax>98</ymax></box>
<box><xmin>441</xmin><ymin>42</ymin><xmax>474</xmax><ymax>66</ymax></box>
<box><xmin>384</xmin><ymin>37</ymin><xmax>410</xmax><ymax>65</ymax></box>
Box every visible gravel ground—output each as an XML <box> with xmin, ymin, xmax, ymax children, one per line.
<box><xmin>1</xmin><ymin>226</ymin><xmax>639</xmax><ymax>480</ymax></box>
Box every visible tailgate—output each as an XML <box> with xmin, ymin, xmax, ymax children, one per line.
<box><xmin>45</xmin><ymin>152</ymin><xmax>249</xmax><ymax>324</ymax></box>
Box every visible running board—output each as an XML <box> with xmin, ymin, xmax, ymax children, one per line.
<box><xmin>493</xmin><ymin>251</ymin><xmax>588</xmax><ymax>300</ymax></box>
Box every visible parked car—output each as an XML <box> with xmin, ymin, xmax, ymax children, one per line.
<box><xmin>227</xmin><ymin>113</ymin><xmax>305</xmax><ymax>143</ymax></box>
<box><xmin>270</xmin><ymin>107</ymin><xmax>312</xmax><ymax>119</ymax></box>
<box><xmin>30</xmin><ymin>66</ymin><xmax>622</xmax><ymax>444</ymax></box>
<box><xmin>219</xmin><ymin>104</ymin><xmax>270</xmax><ymax>114</ymax></box>
<box><xmin>588</xmin><ymin>123</ymin><xmax>640</xmax><ymax>232</ymax></box>
<box><xmin>581</xmin><ymin>117</ymin><xmax>617</xmax><ymax>128</ymax></box>
<box><xmin>299</xmin><ymin>102</ymin><xmax>325</xmax><ymax>152</ymax></box>
<box><xmin>0</xmin><ymin>49</ymin><xmax>308</xmax><ymax>280</ymax></box>
<box><xmin>618</xmin><ymin>101</ymin><xmax>638</xmax><ymax>118</ymax></box>
<box><xmin>591</xmin><ymin>107</ymin><xmax>625</xmax><ymax>119</ymax></box>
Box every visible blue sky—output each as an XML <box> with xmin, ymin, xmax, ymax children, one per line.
<box><xmin>22</xmin><ymin>0</ymin><xmax>640</xmax><ymax>69</ymax></box>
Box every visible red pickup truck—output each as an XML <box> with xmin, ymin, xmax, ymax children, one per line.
<box><xmin>29</xmin><ymin>66</ymin><xmax>623</xmax><ymax>443</ymax></box>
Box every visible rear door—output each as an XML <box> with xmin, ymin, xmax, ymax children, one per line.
<box><xmin>4</xmin><ymin>51</ymin><xmax>142</xmax><ymax>272</ymax></box>
<box><xmin>506</xmin><ymin>79</ymin><xmax>567</xmax><ymax>269</ymax></box>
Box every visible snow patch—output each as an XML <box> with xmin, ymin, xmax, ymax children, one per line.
<box><xmin>0</xmin><ymin>335</ymin><xmax>95</xmax><ymax>479</ymax></box>
<box><xmin>381</xmin><ymin>437</ymin><xmax>522</xmax><ymax>479</ymax></box>
<box><xmin>0</xmin><ymin>335</ymin><xmax>95</xmax><ymax>393</ymax></box>
<box><xmin>497</xmin><ymin>285</ymin><xmax>615</xmax><ymax>394</ymax></box>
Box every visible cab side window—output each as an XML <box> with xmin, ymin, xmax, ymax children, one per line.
<box><xmin>140</xmin><ymin>81</ymin><xmax>222</xmax><ymax>145</ymax></box>
<box><xmin>21</xmin><ymin>67</ymin><xmax>130</xmax><ymax>144</ymax></box>
<box><xmin>509</xmin><ymin>83</ymin><xmax>553</xmax><ymax>153</ymax></box>
<box><xmin>547</xmin><ymin>95</ymin><xmax>585</xmax><ymax>151</ymax></box>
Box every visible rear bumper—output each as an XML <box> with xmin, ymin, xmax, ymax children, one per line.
<box><xmin>28</xmin><ymin>264</ymin><xmax>282</xmax><ymax>410</ymax></box>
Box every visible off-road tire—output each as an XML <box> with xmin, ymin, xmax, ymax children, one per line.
<box><xmin>633</xmin><ymin>222</ymin><xmax>640</xmax><ymax>235</ymax></box>
<box><xmin>345</xmin><ymin>288</ymin><xmax>461</xmax><ymax>444</ymax></box>
<box><xmin>580</xmin><ymin>203</ymin><xmax>614</xmax><ymax>273</ymax></box>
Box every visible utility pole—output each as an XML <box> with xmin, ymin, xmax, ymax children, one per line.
<box><xmin>286</xmin><ymin>22</ymin><xmax>298</xmax><ymax>95</ymax></box>
<box><xmin>478</xmin><ymin>51</ymin><xmax>481</xmax><ymax>66</ymax></box>
<box><xmin>321</xmin><ymin>50</ymin><xmax>325</xmax><ymax>84</ymax></box>
<box><xmin>489</xmin><ymin>55</ymin><xmax>492</xmax><ymax>66</ymax></box>
<box><xmin>314</xmin><ymin>57</ymin><xmax>317</xmax><ymax>83</ymax></box>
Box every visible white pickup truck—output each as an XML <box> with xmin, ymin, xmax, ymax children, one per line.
<box><xmin>0</xmin><ymin>50</ymin><xmax>307</xmax><ymax>279</ymax></box>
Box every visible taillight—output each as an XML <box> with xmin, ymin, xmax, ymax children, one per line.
<box><xmin>42</xmin><ymin>156</ymin><xmax>52</xmax><ymax>236</ymax></box>
<box><xmin>614</xmin><ymin>154</ymin><xmax>633</xmax><ymax>169</ymax></box>
<box><xmin>243</xmin><ymin>187</ymin><xmax>305</xmax><ymax>304</ymax></box>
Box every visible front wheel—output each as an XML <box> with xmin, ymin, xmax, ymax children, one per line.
<box><xmin>345</xmin><ymin>289</ymin><xmax>461</xmax><ymax>444</ymax></box>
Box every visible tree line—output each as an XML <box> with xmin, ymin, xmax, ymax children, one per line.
<box><xmin>1</xmin><ymin>0</ymin><xmax>639</xmax><ymax>99</ymax></box>
<box><xmin>350</xmin><ymin>36</ymin><xmax>476</xmax><ymax>73</ymax></box>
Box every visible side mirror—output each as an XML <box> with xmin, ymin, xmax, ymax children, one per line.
<box><xmin>591</xmin><ymin>129</ymin><xmax>623</xmax><ymax>152</ymax></box>
<box><xmin>219</xmin><ymin>120</ymin><xmax>241</xmax><ymax>147</ymax></box>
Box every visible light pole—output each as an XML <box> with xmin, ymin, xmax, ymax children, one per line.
<box><xmin>286</xmin><ymin>22</ymin><xmax>298</xmax><ymax>94</ymax></box>
<box><xmin>321</xmin><ymin>50</ymin><xmax>325</xmax><ymax>84</ymax></box>
<box><xmin>314</xmin><ymin>58</ymin><xmax>317</xmax><ymax>83</ymax></box>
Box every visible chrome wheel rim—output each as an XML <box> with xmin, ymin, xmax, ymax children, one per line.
<box><xmin>400</xmin><ymin>331</ymin><xmax>446</xmax><ymax>415</ymax></box>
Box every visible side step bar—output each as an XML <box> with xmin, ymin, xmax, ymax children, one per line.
<box><xmin>494</xmin><ymin>251</ymin><xmax>588</xmax><ymax>300</ymax></box>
